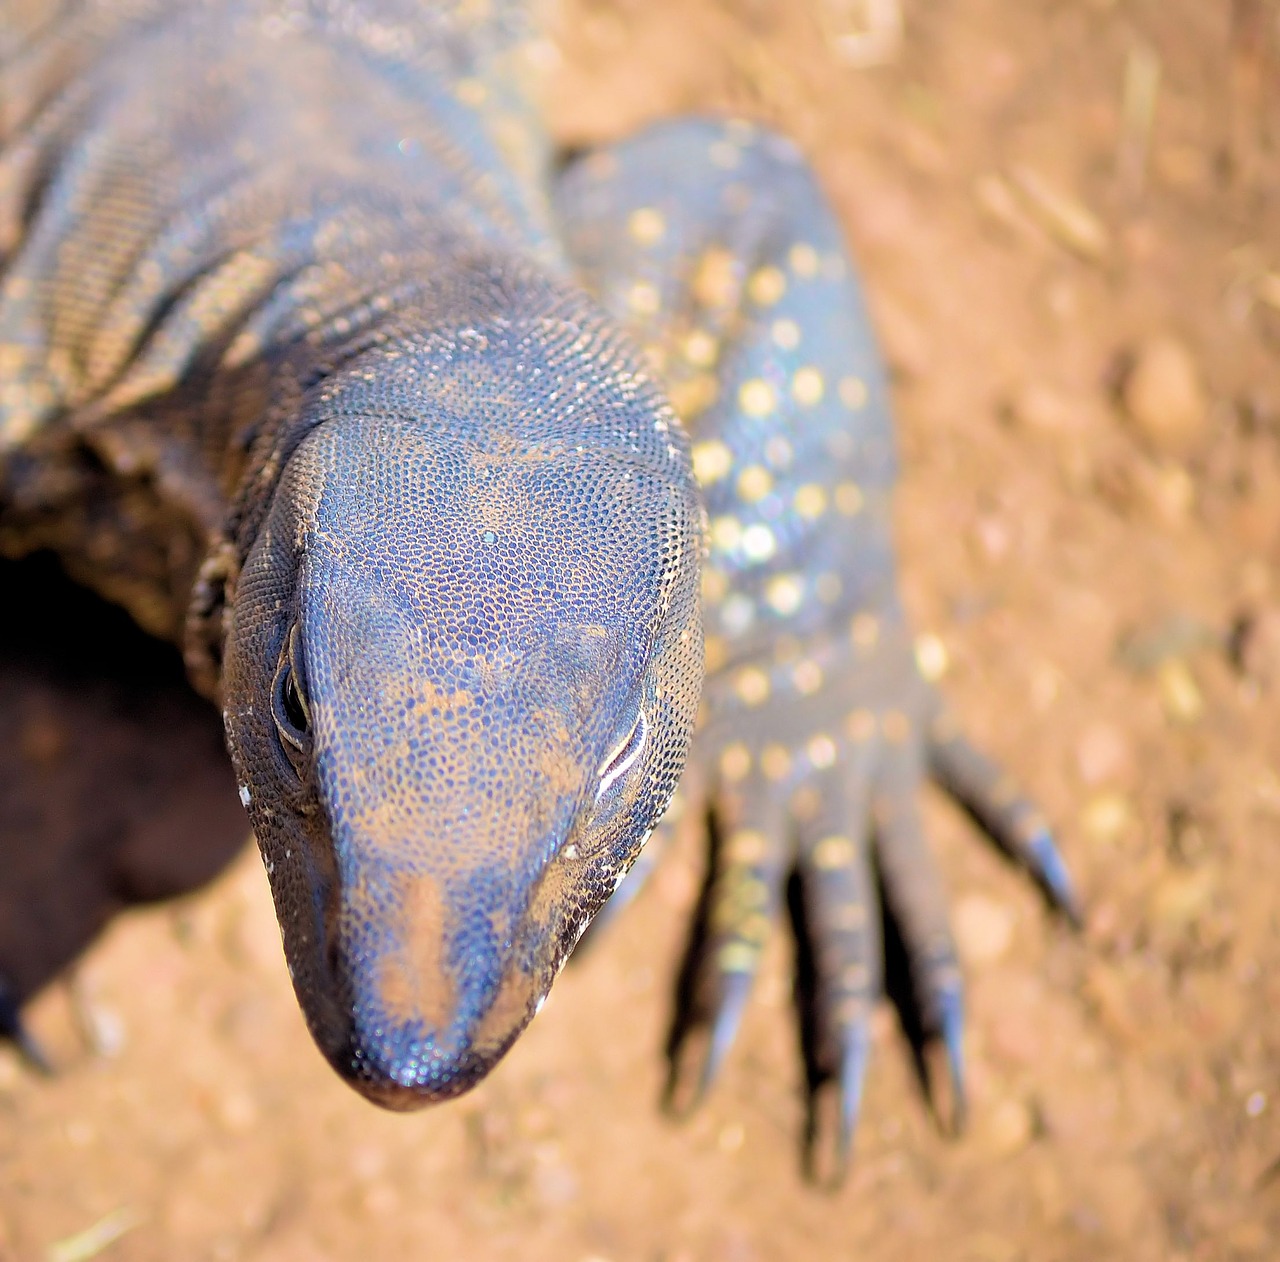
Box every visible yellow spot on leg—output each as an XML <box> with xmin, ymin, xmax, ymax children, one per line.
<box><xmin>733</xmin><ymin>667</ymin><xmax>771</xmax><ymax>706</ymax></box>
<box><xmin>741</xmin><ymin>524</ymin><xmax>776</xmax><ymax>562</ymax></box>
<box><xmin>789</xmin><ymin>242</ymin><xmax>819</xmax><ymax>277</ymax></box>
<box><xmin>915</xmin><ymin>633</ymin><xmax>950</xmax><ymax>682</ymax></box>
<box><xmin>846</xmin><ymin>709</ymin><xmax>877</xmax><ymax>742</ymax></box>
<box><xmin>725</xmin><ymin>828</ymin><xmax>768</xmax><ymax>864</ymax></box>
<box><xmin>627</xmin><ymin>206</ymin><xmax>666</xmax><ymax>245</ymax></box>
<box><xmin>692</xmin><ymin>439</ymin><xmax>734</xmax><ymax>485</ymax></box>
<box><xmin>813</xmin><ymin>835</ymin><xmax>855</xmax><ymax>870</ymax></box>
<box><xmin>709</xmin><ymin>140</ymin><xmax>741</xmax><ymax>169</ymax></box>
<box><xmin>693</xmin><ymin>248</ymin><xmax>740</xmax><ymax>309</ymax></box>
<box><xmin>761</xmin><ymin>744</ymin><xmax>793</xmax><ymax>781</ymax></box>
<box><xmin>628</xmin><ymin>281</ymin><xmax>660</xmax><ymax>316</ymax></box>
<box><xmin>748</xmin><ymin>266</ymin><xmax>787</xmax><ymax>307</ymax></box>
<box><xmin>791</xmin><ymin>659</ymin><xmax>823</xmax><ymax>695</ymax></box>
<box><xmin>771</xmin><ymin>318</ymin><xmax>801</xmax><ymax>350</ymax></box>
<box><xmin>683</xmin><ymin>329</ymin><xmax>719</xmax><ymax>367</ymax></box>
<box><xmin>835</xmin><ymin>482</ymin><xmax>865</xmax><ymax>515</ymax></box>
<box><xmin>668</xmin><ymin>373</ymin><xmax>719</xmax><ymax>421</ymax></box>
<box><xmin>718</xmin><ymin>942</ymin><xmax>760</xmax><ymax>973</ymax></box>
<box><xmin>851</xmin><ymin>613</ymin><xmax>880</xmax><ymax>651</ymax></box>
<box><xmin>806</xmin><ymin>733</ymin><xmax>837</xmax><ymax>768</ymax></box>
<box><xmin>738</xmin><ymin>378</ymin><xmax>776</xmax><ymax>417</ymax></box>
<box><xmin>793</xmin><ymin>483</ymin><xmax>827</xmax><ymax>519</ymax></box>
<box><xmin>704</xmin><ymin>635</ymin><xmax>728</xmax><ymax>672</ymax></box>
<box><xmin>792</xmin><ymin>366</ymin><xmax>825</xmax><ymax>407</ymax></box>
<box><xmin>839</xmin><ymin>376</ymin><xmax>869</xmax><ymax>409</ymax></box>
<box><xmin>711</xmin><ymin>515</ymin><xmax>743</xmax><ymax>552</ymax></box>
<box><xmin>736</xmin><ymin>464</ymin><xmax>773</xmax><ymax>503</ymax></box>
<box><xmin>702</xmin><ymin>568</ymin><xmax>729</xmax><ymax>605</ymax></box>
<box><xmin>719</xmin><ymin>742</ymin><xmax>752</xmax><ymax>782</ymax></box>
<box><xmin>765</xmin><ymin>574</ymin><xmax>804</xmax><ymax>617</ymax></box>
<box><xmin>882</xmin><ymin>710</ymin><xmax>911</xmax><ymax>744</ymax></box>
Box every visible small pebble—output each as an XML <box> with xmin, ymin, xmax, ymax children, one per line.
<box><xmin>73</xmin><ymin>992</ymin><xmax>126</xmax><ymax>1060</ymax></box>
<box><xmin>1231</xmin><ymin>607</ymin><xmax>1280</xmax><ymax>688</ymax></box>
<box><xmin>1120</xmin><ymin>334</ymin><xmax>1208</xmax><ymax>455</ymax></box>
<box><xmin>1157</xmin><ymin>658</ymin><xmax>1203</xmax><ymax>722</ymax></box>
<box><xmin>1074</xmin><ymin>722</ymin><xmax>1132</xmax><ymax>786</ymax></box>
<box><xmin>1083</xmin><ymin>962</ymin><xmax>1143</xmax><ymax>1048</ymax></box>
<box><xmin>1142</xmin><ymin>460</ymin><xmax>1196</xmax><ymax>525</ymax></box>
<box><xmin>718</xmin><ymin>1121</ymin><xmax>746</xmax><ymax>1154</ymax></box>
<box><xmin>914</xmin><ymin>632</ymin><xmax>949</xmax><ymax>682</ymax></box>
<box><xmin>1080</xmin><ymin>792</ymin><xmax>1133</xmax><ymax>845</ymax></box>
<box><xmin>1147</xmin><ymin>866</ymin><xmax>1216</xmax><ymax>931</ymax></box>
<box><xmin>981</xmin><ymin>1097</ymin><xmax>1036</xmax><ymax>1158</ymax></box>
<box><xmin>1003</xmin><ymin>383</ymin><xmax>1075</xmax><ymax>433</ymax></box>
<box><xmin>954</xmin><ymin>894</ymin><xmax>1016</xmax><ymax>965</ymax></box>
<box><xmin>216</xmin><ymin>1088</ymin><xmax>259</xmax><ymax>1134</ymax></box>
<box><xmin>0</xmin><ymin>1046</ymin><xmax>20</xmax><ymax>1091</ymax></box>
<box><xmin>1009</xmin><ymin>165</ymin><xmax>1110</xmax><ymax>260</ymax></box>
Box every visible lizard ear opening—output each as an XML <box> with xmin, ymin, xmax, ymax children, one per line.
<box><xmin>184</xmin><ymin>537</ymin><xmax>239</xmax><ymax>702</ymax></box>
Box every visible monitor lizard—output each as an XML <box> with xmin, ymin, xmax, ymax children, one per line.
<box><xmin>0</xmin><ymin>0</ymin><xmax>1078</xmax><ymax>1172</ymax></box>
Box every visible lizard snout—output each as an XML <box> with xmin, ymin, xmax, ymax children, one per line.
<box><xmin>325</xmin><ymin>863</ymin><xmax>546</xmax><ymax>1107</ymax></box>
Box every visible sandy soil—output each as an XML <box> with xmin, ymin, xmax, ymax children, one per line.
<box><xmin>2</xmin><ymin>1</ymin><xmax>1279</xmax><ymax>1259</ymax></box>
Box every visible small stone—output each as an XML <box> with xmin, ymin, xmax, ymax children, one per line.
<box><xmin>981</xmin><ymin>1097</ymin><xmax>1036</xmax><ymax>1158</ymax></box>
<box><xmin>1009</xmin><ymin>165</ymin><xmax>1110</xmax><ymax>261</ymax></box>
<box><xmin>1080</xmin><ymin>792</ymin><xmax>1134</xmax><ymax>845</ymax></box>
<box><xmin>914</xmin><ymin>632</ymin><xmax>949</xmax><ymax>682</ymax></box>
<box><xmin>1157</xmin><ymin>658</ymin><xmax>1203</xmax><ymax>723</ymax></box>
<box><xmin>1142</xmin><ymin>460</ymin><xmax>1196</xmax><ymax>525</ymax></box>
<box><xmin>954</xmin><ymin>894</ymin><xmax>1016</xmax><ymax>965</ymax></box>
<box><xmin>1004</xmin><ymin>383</ymin><xmax>1075</xmax><ymax>433</ymax></box>
<box><xmin>1074</xmin><ymin>722</ymin><xmax>1132</xmax><ymax>786</ymax></box>
<box><xmin>1147</xmin><ymin>866</ymin><xmax>1216</xmax><ymax>931</ymax></box>
<box><xmin>0</xmin><ymin>1046</ymin><xmax>21</xmax><ymax>1092</ymax></box>
<box><xmin>717</xmin><ymin>1121</ymin><xmax>746</xmax><ymax>1153</ymax></box>
<box><xmin>216</xmin><ymin>1088</ymin><xmax>259</xmax><ymax>1134</ymax></box>
<box><xmin>1120</xmin><ymin>334</ymin><xmax>1209</xmax><ymax>456</ymax></box>
<box><xmin>72</xmin><ymin>990</ymin><xmax>126</xmax><ymax>1059</ymax></box>
<box><xmin>1231</xmin><ymin>607</ymin><xmax>1280</xmax><ymax>688</ymax></box>
<box><xmin>1083</xmin><ymin>962</ymin><xmax>1143</xmax><ymax>1047</ymax></box>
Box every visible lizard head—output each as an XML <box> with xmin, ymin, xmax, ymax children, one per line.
<box><xmin>221</xmin><ymin>311</ymin><xmax>703</xmax><ymax>1106</ymax></box>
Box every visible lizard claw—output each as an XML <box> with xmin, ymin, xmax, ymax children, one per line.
<box><xmin>1026</xmin><ymin>826</ymin><xmax>1085</xmax><ymax>929</ymax></box>
<box><xmin>0</xmin><ymin>975</ymin><xmax>53</xmax><ymax>1076</ymax></box>
<box><xmin>699</xmin><ymin>967</ymin><xmax>754</xmax><ymax>1101</ymax></box>
<box><xmin>836</xmin><ymin>1019</ymin><xmax>872</xmax><ymax>1171</ymax></box>
<box><xmin>935</xmin><ymin>980</ymin><xmax>967</xmax><ymax>1137</ymax></box>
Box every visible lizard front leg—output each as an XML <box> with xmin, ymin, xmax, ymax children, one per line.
<box><xmin>555</xmin><ymin>117</ymin><xmax>1080</xmax><ymax>1178</ymax></box>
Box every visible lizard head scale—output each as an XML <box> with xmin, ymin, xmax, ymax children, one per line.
<box><xmin>219</xmin><ymin>303</ymin><xmax>704</xmax><ymax>1105</ymax></box>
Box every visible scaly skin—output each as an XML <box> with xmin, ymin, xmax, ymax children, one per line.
<box><xmin>0</xmin><ymin>0</ymin><xmax>1077</xmax><ymax>1166</ymax></box>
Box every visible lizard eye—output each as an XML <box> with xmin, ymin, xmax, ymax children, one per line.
<box><xmin>595</xmin><ymin>708</ymin><xmax>646</xmax><ymax>802</ymax></box>
<box><xmin>271</xmin><ymin>624</ymin><xmax>311</xmax><ymax>766</ymax></box>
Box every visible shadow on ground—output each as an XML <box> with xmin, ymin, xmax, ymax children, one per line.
<box><xmin>0</xmin><ymin>553</ymin><xmax>245</xmax><ymax>1004</ymax></box>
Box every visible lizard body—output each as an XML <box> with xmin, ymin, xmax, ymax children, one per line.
<box><xmin>0</xmin><ymin>0</ymin><xmax>1076</xmax><ymax>1158</ymax></box>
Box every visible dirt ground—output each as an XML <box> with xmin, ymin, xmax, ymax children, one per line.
<box><xmin>2</xmin><ymin>1</ymin><xmax>1279</xmax><ymax>1259</ymax></box>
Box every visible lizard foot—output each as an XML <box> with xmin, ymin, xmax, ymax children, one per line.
<box><xmin>664</xmin><ymin>624</ymin><xmax>1080</xmax><ymax>1184</ymax></box>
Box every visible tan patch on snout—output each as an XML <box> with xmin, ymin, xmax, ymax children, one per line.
<box><xmin>471</xmin><ymin>957</ymin><xmax>538</xmax><ymax>1056</ymax></box>
<box><xmin>375</xmin><ymin>872</ymin><xmax>456</xmax><ymax>1034</ymax></box>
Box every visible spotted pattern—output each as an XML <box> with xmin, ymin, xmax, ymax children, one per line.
<box><xmin>557</xmin><ymin>117</ymin><xmax>1077</xmax><ymax>1169</ymax></box>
